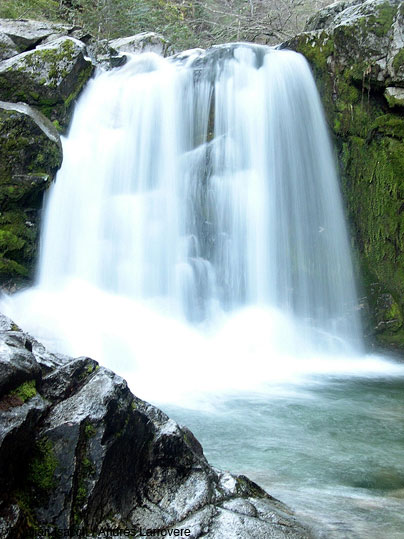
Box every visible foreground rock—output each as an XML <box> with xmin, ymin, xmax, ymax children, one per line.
<box><xmin>285</xmin><ymin>0</ymin><xmax>404</xmax><ymax>349</ymax></box>
<box><xmin>0</xmin><ymin>313</ymin><xmax>312</xmax><ymax>538</ymax></box>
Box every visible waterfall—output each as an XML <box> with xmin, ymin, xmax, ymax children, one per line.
<box><xmin>3</xmin><ymin>44</ymin><xmax>378</xmax><ymax>402</ymax></box>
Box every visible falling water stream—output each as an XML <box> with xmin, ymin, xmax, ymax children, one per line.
<box><xmin>2</xmin><ymin>45</ymin><xmax>404</xmax><ymax>537</ymax></box>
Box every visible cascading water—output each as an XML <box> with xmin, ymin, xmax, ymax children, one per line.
<box><xmin>3</xmin><ymin>44</ymin><xmax>403</xmax><ymax>398</ymax></box>
<box><xmin>8</xmin><ymin>50</ymin><xmax>359</xmax><ymax>330</ymax></box>
<box><xmin>3</xmin><ymin>44</ymin><xmax>404</xmax><ymax>537</ymax></box>
<box><xmin>42</xmin><ymin>45</ymin><xmax>362</xmax><ymax>345</ymax></box>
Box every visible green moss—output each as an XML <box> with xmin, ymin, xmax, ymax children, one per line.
<box><xmin>367</xmin><ymin>3</ymin><xmax>395</xmax><ymax>37</ymax></box>
<box><xmin>10</xmin><ymin>380</ymin><xmax>36</xmax><ymax>402</ymax></box>
<box><xmin>371</xmin><ymin>115</ymin><xmax>404</xmax><ymax>139</ymax></box>
<box><xmin>385</xmin><ymin>91</ymin><xmax>404</xmax><ymax>109</ymax></box>
<box><xmin>72</xmin><ymin>422</ymin><xmax>97</xmax><ymax>524</ymax></box>
<box><xmin>0</xmin><ymin>105</ymin><xmax>63</xmax><ymax>283</ymax></box>
<box><xmin>385</xmin><ymin>299</ymin><xmax>402</xmax><ymax>322</ymax></box>
<box><xmin>289</xmin><ymin>32</ymin><xmax>335</xmax><ymax>122</ymax></box>
<box><xmin>376</xmin><ymin>329</ymin><xmax>404</xmax><ymax>347</ymax></box>
<box><xmin>64</xmin><ymin>63</ymin><xmax>93</xmax><ymax>109</ymax></box>
<box><xmin>52</xmin><ymin>119</ymin><xmax>63</xmax><ymax>133</ymax></box>
<box><xmin>341</xmin><ymin>133</ymin><xmax>404</xmax><ymax>343</ymax></box>
<box><xmin>0</xmin><ymin>229</ymin><xmax>25</xmax><ymax>254</ymax></box>
<box><xmin>20</xmin><ymin>40</ymin><xmax>77</xmax><ymax>88</ymax></box>
<box><xmin>392</xmin><ymin>49</ymin><xmax>404</xmax><ymax>73</ymax></box>
<box><xmin>84</xmin><ymin>423</ymin><xmax>96</xmax><ymax>439</ymax></box>
<box><xmin>14</xmin><ymin>489</ymin><xmax>39</xmax><ymax>533</ymax></box>
<box><xmin>28</xmin><ymin>438</ymin><xmax>57</xmax><ymax>491</ymax></box>
<box><xmin>86</xmin><ymin>363</ymin><xmax>95</xmax><ymax>374</ymax></box>
<box><xmin>0</xmin><ymin>257</ymin><xmax>29</xmax><ymax>278</ymax></box>
<box><xmin>0</xmin><ymin>211</ymin><xmax>38</xmax><ymax>280</ymax></box>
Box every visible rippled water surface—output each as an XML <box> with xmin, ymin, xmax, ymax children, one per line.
<box><xmin>163</xmin><ymin>376</ymin><xmax>404</xmax><ymax>538</ymax></box>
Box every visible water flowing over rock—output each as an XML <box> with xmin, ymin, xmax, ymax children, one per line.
<box><xmin>0</xmin><ymin>41</ymin><xmax>371</xmax><ymax>406</ymax></box>
<box><xmin>285</xmin><ymin>0</ymin><xmax>404</xmax><ymax>349</ymax></box>
<box><xmin>0</xmin><ymin>313</ymin><xmax>312</xmax><ymax>538</ymax></box>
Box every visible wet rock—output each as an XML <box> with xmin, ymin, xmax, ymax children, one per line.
<box><xmin>0</xmin><ymin>316</ymin><xmax>312</xmax><ymax>538</ymax></box>
<box><xmin>0</xmin><ymin>101</ymin><xmax>62</xmax><ymax>286</ymax></box>
<box><xmin>0</xmin><ymin>330</ymin><xmax>40</xmax><ymax>397</ymax></box>
<box><xmin>305</xmin><ymin>0</ymin><xmax>364</xmax><ymax>31</ymax></box>
<box><xmin>290</xmin><ymin>0</ymin><xmax>404</xmax><ymax>86</ymax></box>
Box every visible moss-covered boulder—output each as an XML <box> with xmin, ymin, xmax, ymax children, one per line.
<box><xmin>0</xmin><ymin>34</ymin><xmax>93</xmax><ymax>127</ymax></box>
<box><xmin>284</xmin><ymin>0</ymin><xmax>404</xmax><ymax>349</ymax></box>
<box><xmin>0</xmin><ymin>101</ymin><xmax>62</xmax><ymax>288</ymax></box>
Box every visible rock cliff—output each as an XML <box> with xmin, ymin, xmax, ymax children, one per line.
<box><xmin>0</xmin><ymin>19</ymin><xmax>95</xmax><ymax>289</ymax></box>
<box><xmin>285</xmin><ymin>0</ymin><xmax>404</xmax><ymax>349</ymax></box>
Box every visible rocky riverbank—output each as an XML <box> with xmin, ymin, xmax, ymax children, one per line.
<box><xmin>0</xmin><ymin>312</ymin><xmax>313</xmax><ymax>538</ymax></box>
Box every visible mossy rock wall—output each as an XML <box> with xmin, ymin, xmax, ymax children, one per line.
<box><xmin>286</xmin><ymin>0</ymin><xmax>404</xmax><ymax>349</ymax></box>
<box><xmin>0</xmin><ymin>103</ymin><xmax>62</xmax><ymax>287</ymax></box>
<box><xmin>0</xmin><ymin>19</ymin><xmax>95</xmax><ymax>289</ymax></box>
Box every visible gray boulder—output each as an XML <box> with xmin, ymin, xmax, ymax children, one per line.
<box><xmin>385</xmin><ymin>86</ymin><xmax>404</xmax><ymax>107</ymax></box>
<box><xmin>0</xmin><ymin>19</ymin><xmax>73</xmax><ymax>54</ymax></box>
<box><xmin>0</xmin><ymin>31</ymin><xmax>18</xmax><ymax>61</ymax></box>
<box><xmin>110</xmin><ymin>32</ymin><xmax>174</xmax><ymax>57</ymax></box>
<box><xmin>0</xmin><ymin>313</ymin><xmax>40</xmax><ymax>396</ymax></box>
<box><xmin>0</xmin><ymin>316</ymin><xmax>312</xmax><ymax>538</ymax></box>
<box><xmin>0</xmin><ymin>36</ymin><xmax>93</xmax><ymax>126</ymax></box>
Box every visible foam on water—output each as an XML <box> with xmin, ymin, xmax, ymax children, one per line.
<box><xmin>2</xmin><ymin>45</ymin><xmax>404</xmax><ymax>408</ymax></box>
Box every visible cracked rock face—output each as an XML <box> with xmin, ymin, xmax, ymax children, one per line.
<box><xmin>0</xmin><ymin>313</ymin><xmax>312</xmax><ymax>538</ymax></box>
<box><xmin>0</xmin><ymin>19</ymin><xmax>74</xmax><ymax>54</ymax></box>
